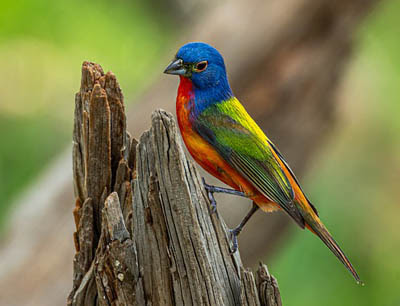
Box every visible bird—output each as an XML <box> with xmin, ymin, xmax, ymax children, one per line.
<box><xmin>164</xmin><ymin>42</ymin><xmax>361</xmax><ymax>283</ymax></box>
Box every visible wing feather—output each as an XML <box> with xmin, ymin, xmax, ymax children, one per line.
<box><xmin>267</xmin><ymin>139</ymin><xmax>319</xmax><ymax>217</ymax></box>
<box><xmin>229</xmin><ymin>151</ymin><xmax>304</xmax><ymax>228</ymax></box>
<box><xmin>194</xmin><ymin>104</ymin><xmax>305</xmax><ymax>228</ymax></box>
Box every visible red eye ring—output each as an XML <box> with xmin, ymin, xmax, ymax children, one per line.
<box><xmin>195</xmin><ymin>61</ymin><xmax>208</xmax><ymax>72</ymax></box>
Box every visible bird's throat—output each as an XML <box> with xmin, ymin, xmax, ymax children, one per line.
<box><xmin>176</xmin><ymin>76</ymin><xmax>195</xmax><ymax>132</ymax></box>
<box><xmin>177</xmin><ymin>76</ymin><xmax>194</xmax><ymax>102</ymax></box>
<box><xmin>177</xmin><ymin>75</ymin><xmax>233</xmax><ymax>118</ymax></box>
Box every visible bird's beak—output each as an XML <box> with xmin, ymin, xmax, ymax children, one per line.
<box><xmin>164</xmin><ymin>58</ymin><xmax>186</xmax><ymax>76</ymax></box>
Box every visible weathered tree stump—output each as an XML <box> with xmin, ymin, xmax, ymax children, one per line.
<box><xmin>67</xmin><ymin>62</ymin><xmax>282</xmax><ymax>305</ymax></box>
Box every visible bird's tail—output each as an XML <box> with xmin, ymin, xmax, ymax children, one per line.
<box><xmin>304</xmin><ymin>214</ymin><xmax>362</xmax><ymax>284</ymax></box>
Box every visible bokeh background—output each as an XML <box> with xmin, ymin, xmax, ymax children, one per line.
<box><xmin>0</xmin><ymin>0</ymin><xmax>399</xmax><ymax>305</ymax></box>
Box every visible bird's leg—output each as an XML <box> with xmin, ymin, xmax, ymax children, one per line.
<box><xmin>202</xmin><ymin>177</ymin><xmax>247</xmax><ymax>213</ymax></box>
<box><xmin>229</xmin><ymin>202</ymin><xmax>259</xmax><ymax>254</ymax></box>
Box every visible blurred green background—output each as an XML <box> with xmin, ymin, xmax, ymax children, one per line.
<box><xmin>0</xmin><ymin>0</ymin><xmax>173</xmax><ymax>227</ymax></box>
<box><xmin>0</xmin><ymin>0</ymin><xmax>398</xmax><ymax>305</ymax></box>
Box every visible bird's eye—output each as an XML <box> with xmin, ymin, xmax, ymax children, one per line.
<box><xmin>195</xmin><ymin>61</ymin><xmax>208</xmax><ymax>72</ymax></box>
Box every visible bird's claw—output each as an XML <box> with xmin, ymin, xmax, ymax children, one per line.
<box><xmin>229</xmin><ymin>228</ymin><xmax>241</xmax><ymax>254</ymax></box>
<box><xmin>202</xmin><ymin>177</ymin><xmax>218</xmax><ymax>214</ymax></box>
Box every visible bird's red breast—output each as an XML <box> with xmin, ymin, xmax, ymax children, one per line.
<box><xmin>176</xmin><ymin>77</ymin><xmax>239</xmax><ymax>188</ymax></box>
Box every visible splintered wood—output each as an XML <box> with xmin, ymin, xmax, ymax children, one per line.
<box><xmin>68</xmin><ymin>62</ymin><xmax>282</xmax><ymax>306</ymax></box>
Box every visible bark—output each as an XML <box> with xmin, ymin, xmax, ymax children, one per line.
<box><xmin>0</xmin><ymin>1</ymin><xmax>377</xmax><ymax>305</ymax></box>
<box><xmin>67</xmin><ymin>62</ymin><xmax>282</xmax><ymax>305</ymax></box>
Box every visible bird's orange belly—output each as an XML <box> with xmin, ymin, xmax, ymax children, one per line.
<box><xmin>179</xmin><ymin>127</ymin><xmax>279</xmax><ymax>212</ymax></box>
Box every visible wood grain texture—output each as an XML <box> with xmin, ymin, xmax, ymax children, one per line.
<box><xmin>69</xmin><ymin>62</ymin><xmax>138</xmax><ymax>305</ymax></box>
<box><xmin>68</xmin><ymin>62</ymin><xmax>282</xmax><ymax>305</ymax></box>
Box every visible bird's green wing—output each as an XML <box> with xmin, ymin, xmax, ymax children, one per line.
<box><xmin>195</xmin><ymin>100</ymin><xmax>305</xmax><ymax>228</ymax></box>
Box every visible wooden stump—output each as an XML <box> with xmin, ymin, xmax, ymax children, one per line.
<box><xmin>67</xmin><ymin>62</ymin><xmax>282</xmax><ymax>305</ymax></box>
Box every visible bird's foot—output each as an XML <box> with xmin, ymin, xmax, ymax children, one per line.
<box><xmin>228</xmin><ymin>203</ymin><xmax>259</xmax><ymax>254</ymax></box>
<box><xmin>202</xmin><ymin>177</ymin><xmax>248</xmax><ymax>214</ymax></box>
<box><xmin>202</xmin><ymin>177</ymin><xmax>218</xmax><ymax>214</ymax></box>
<box><xmin>229</xmin><ymin>227</ymin><xmax>241</xmax><ymax>254</ymax></box>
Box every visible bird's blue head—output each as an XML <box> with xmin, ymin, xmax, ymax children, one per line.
<box><xmin>164</xmin><ymin>42</ymin><xmax>233</xmax><ymax>108</ymax></box>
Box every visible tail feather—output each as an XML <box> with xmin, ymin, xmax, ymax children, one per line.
<box><xmin>305</xmin><ymin>221</ymin><xmax>362</xmax><ymax>284</ymax></box>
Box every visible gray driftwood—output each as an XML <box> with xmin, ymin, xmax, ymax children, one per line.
<box><xmin>67</xmin><ymin>62</ymin><xmax>282</xmax><ymax>305</ymax></box>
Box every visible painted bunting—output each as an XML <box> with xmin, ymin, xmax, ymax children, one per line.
<box><xmin>164</xmin><ymin>42</ymin><xmax>361</xmax><ymax>283</ymax></box>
